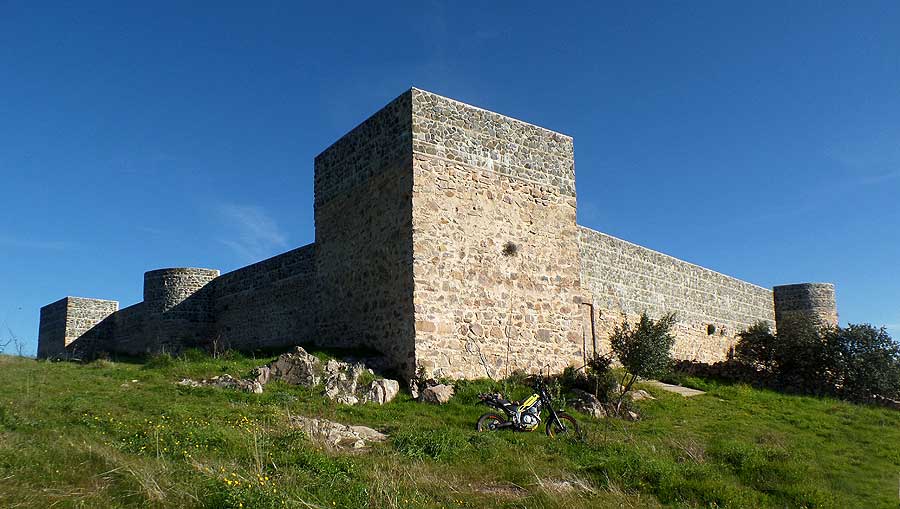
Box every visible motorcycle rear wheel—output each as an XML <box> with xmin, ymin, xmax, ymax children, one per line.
<box><xmin>476</xmin><ymin>412</ymin><xmax>507</xmax><ymax>432</ymax></box>
<box><xmin>545</xmin><ymin>412</ymin><xmax>579</xmax><ymax>438</ymax></box>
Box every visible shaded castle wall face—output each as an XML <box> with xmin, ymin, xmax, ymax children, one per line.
<box><xmin>409</xmin><ymin>89</ymin><xmax>584</xmax><ymax>379</ymax></box>
<box><xmin>212</xmin><ymin>244</ymin><xmax>318</xmax><ymax>350</ymax></box>
<box><xmin>313</xmin><ymin>91</ymin><xmax>417</xmax><ymax>375</ymax></box>
<box><xmin>578</xmin><ymin>227</ymin><xmax>776</xmax><ymax>362</ymax></box>
<box><xmin>37</xmin><ymin>298</ymin><xmax>70</xmax><ymax>358</ymax></box>
<box><xmin>773</xmin><ymin>283</ymin><xmax>838</xmax><ymax>329</ymax></box>
<box><xmin>111</xmin><ymin>303</ymin><xmax>147</xmax><ymax>355</ymax></box>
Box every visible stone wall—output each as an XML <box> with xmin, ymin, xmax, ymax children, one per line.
<box><xmin>578</xmin><ymin>226</ymin><xmax>776</xmax><ymax>362</ymax></box>
<box><xmin>111</xmin><ymin>303</ymin><xmax>147</xmax><ymax>355</ymax></box>
<box><xmin>313</xmin><ymin>91</ymin><xmax>417</xmax><ymax>375</ymax></box>
<box><xmin>212</xmin><ymin>244</ymin><xmax>318</xmax><ymax>350</ymax></box>
<box><xmin>773</xmin><ymin>283</ymin><xmax>838</xmax><ymax>328</ymax></box>
<box><xmin>410</xmin><ymin>89</ymin><xmax>584</xmax><ymax>379</ymax></box>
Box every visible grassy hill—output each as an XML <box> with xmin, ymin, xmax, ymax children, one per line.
<box><xmin>0</xmin><ymin>352</ymin><xmax>898</xmax><ymax>508</ymax></box>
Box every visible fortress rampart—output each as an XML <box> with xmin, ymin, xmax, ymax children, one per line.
<box><xmin>579</xmin><ymin>227</ymin><xmax>776</xmax><ymax>363</ymax></box>
<box><xmin>38</xmin><ymin>88</ymin><xmax>837</xmax><ymax>379</ymax></box>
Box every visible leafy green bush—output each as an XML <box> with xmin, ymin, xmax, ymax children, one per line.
<box><xmin>734</xmin><ymin>322</ymin><xmax>778</xmax><ymax>370</ymax></box>
<box><xmin>770</xmin><ymin>317</ymin><xmax>833</xmax><ymax>394</ymax></box>
<box><xmin>610</xmin><ymin>312</ymin><xmax>677</xmax><ymax>394</ymax></box>
<box><xmin>561</xmin><ymin>353</ymin><xmax>619</xmax><ymax>404</ymax></box>
<box><xmin>824</xmin><ymin>324</ymin><xmax>900</xmax><ymax>401</ymax></box>
<box><xmin>735</xmin><ymin>318</ymin><xmax>900</xmax><ymax>403</ymax></box>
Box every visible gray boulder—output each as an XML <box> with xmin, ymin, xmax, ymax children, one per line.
<box><xmin>262</xmin><ymin>346</ymin><xmax>321</xmax><ymax>386</ymax></box>
<box><xmin>628</xmin><ymin>389</ymin><xmax>655</xmax><ymax>401</ymax></box>
<box><xmin>290</xmin><ymin>415</ymin><xmax>387</xmax><ymax>450</ymax></box>
<box><xmin>420</xmin><ymin>383</ymin><xmax>455</xmax><ymax>404</ymax></box>
<box><xmin>323</xmin><ymin>360</ymin><xmax>366</xmax><ymax>405</ymax></box>
<box><xmin>569</xmin><ymin>388</ymin><xmax>607</xmax><ymax>419</ymax></box>
<box><xmin>363</xmin><ymin>379</ymin><xmax>400</xmax><ymax>405</ymax></box>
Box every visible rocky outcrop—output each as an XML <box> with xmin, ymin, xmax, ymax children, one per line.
<box><xmin>322</xmin><ymin>360</ymin><xmax>368</xmax><ymax>405</ymax></box>
<box><xmin>256</xmin><ymin>347</ymin><xmax>399</xmax><ymax>406</ymax></box>
<box><xmin>409</xmin><ymin>374</ymin><xmax>455</xmax><ymax>404</ymax></box>
<box><xmin>255</xmin><ymin>346</ymin><xmax>322</xmax><ymax>386</ymax></box>
<box><xmin>175</xmin><ymin>346</ymin><xmax>400</xmax><ymax>405</ymax></box>
<box><xmin>290</xmin><ymin>415</ymin><xmax>387</xmax><ymax>450</ymax></box>
<box><xmin>177</xmin><ymin>374</ymin><xmax>263</xmax><ymax>394</ymax></box>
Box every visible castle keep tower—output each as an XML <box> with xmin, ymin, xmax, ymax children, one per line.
<box><xmin>37</xmin><ymin>87</ymin><xmax>839</xmax><ymax>379</ymax></box>
<box><xmin>312</xmin><ymin>89</ymin><xmax>584</xmax><ymax>377</ymax></box>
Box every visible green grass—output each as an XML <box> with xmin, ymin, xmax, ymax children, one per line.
<box><xmin>1</xmin><ymin>352</ymin><xmax>899</xmax><ymax>508</ymax></box>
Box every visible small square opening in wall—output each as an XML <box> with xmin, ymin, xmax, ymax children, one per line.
<box><xmin>707</xmin><ymin>324</ymin><xmax>717</xmax><ymax>335</ymax></box>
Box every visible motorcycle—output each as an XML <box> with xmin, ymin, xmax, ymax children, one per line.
<box><xmin>475</xmin><ymin>372</ymin><xmax>579</xmax><ymax>437</ymax></box>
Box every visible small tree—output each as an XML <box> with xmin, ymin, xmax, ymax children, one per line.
<box><xmin>561</xmin><ymin>353</ymin><xmax>619</xmax><ymax>404</ymax></box>
<box><xmin>610</xmin><ymin>312</ymin><xmax>677</xmax><ymax>409</ymax></box>
<box><xmin>824</xmin><ymin>324</ymin><xmax>900</xmax><ymax>402</ymax></box>
<box><xmin>734</xmin><ymin>317</ymin><xmax>900</xmax><ymax>403</ymax></box>
<box><xmin>734</xmin><ymin>321</ymin><xmax>777</xmax><ymax>370</ymax></box>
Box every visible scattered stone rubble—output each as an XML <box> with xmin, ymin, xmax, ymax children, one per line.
<box><xmin>566</xmin><ymin>387</ymin><xmax>656</xmax><ymax>420</ymax></box>
<box><xmin>177</xmin><ymin>374</ymin><xmax>264</xmax><ymax>394</ymax></box>
<box><xmin>290</xmin><ymin>415</ymin><xmax>387</xmax><ymax>450</ymax></box>
<box><xmin>178</xmin><ymin>346</ymin><xmax>400</xmax><ymax>405</ymax></box>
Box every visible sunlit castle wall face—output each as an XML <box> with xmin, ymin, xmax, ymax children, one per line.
<box><xmin>409</xmin><ymin>88</ymin><xmax>584</xmax><ymax>379</ymax></box>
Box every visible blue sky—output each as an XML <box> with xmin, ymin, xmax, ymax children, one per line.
<box><xmin>2</xmin><ymin>2</ymin><xmax>899</xmax><ymax>355</ymax></box>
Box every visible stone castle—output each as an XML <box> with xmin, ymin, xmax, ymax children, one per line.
<box><xmin>37</xmin><ymin>88</ymin><xmax>838</xmax><ymax>379</ymax></box>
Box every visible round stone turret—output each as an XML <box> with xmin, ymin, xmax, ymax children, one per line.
<box><xmin>143</xmin><ymin>268</ymin><xmax>220</xmax><ymax>317</ymax></box>
<box><xmin>773</xmin><ymin>283</ymin><xmax>838</xmax><ymax>329</ymax></box>
<box><xmin>143</xmin><ymin>268</ymin><xmax>220</xmax><ymax>350</ymax></box>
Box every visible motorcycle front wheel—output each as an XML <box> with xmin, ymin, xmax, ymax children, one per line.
<box><xmin>545</xmin><ymin>412</ymin><xmax>579</xmax><ymax>438</ymax></box>
<box><xmin>476</xmin><ymin>412</ymin><xmax>507</xmax><ymax>432</ymax></box>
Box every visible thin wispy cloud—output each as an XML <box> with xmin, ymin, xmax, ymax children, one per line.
<box><xmin>136</xmin><ymin>226</ymin><xmax>167</xmax><ymax>236</ymax></box>
<box><xmin>857</xmin><ymin>170</ymin><xmax>900</xmax><ymax>186</ymax></box>
<box><xmin>752</xmin><ymin>140</ymin><xmax>900</xmax><ymax>222</ymax></box>
<box><xmin>0</xmin><ymin>236</ymin><xmax>72</xmax><ymax>251</ymax></box>
<box><xmin>217</xmin><ymin>204</ymin><xmax>288</xmax><ymax>262</ymax></box>
<box><xmin>830</xmin><ymin>137</ymin><xmax>900</xmax><ymax>186</ymax></box>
